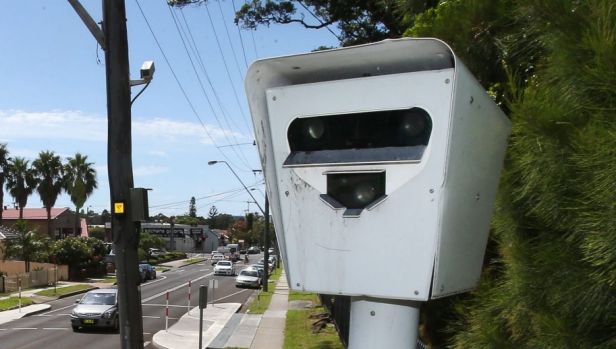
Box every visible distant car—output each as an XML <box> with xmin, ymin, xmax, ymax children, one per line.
<box><xmin>70</xmin><ymin>288</ymin><xmax>118</xmax><ymax>332</ymax></box>
<box><xmin>235</xmin><ymin>269</ymin><xmax>261</xmax><ymax>288</ymax></box>
<box><xmin>247</xmin><ymin>247</ymin><xmax>260</xmax><ymax>254</ymax></box>
<box><xmin>149</xmin><ymin>248</ymin><xmax>165</xmax><ymax>257</ymax></box>
<box><xmin>258</xmin><ymin>258</ymin><xmax>275</xmax><ymax>271</ymax></box>
<box><xmin>139</xmin><ymin>263</ymin><xmax>157</xmax><ymax>280</ymax></box>
<box><xmin>214</xmin><ymin>260</ymin><xmax>235</xmax><ymax>276</ymax></box>
<box><xmin>268</xmin><ymin>247</ymin><xmax>275</xmax><ymax>254</ymax></box>
<box><xmin>211</xmin><ymin>253</ymin><xmax>225</xmax><ymax>266</ymax></box>
<box><xmin>246</xmin><ymin>265</ymin><xmax>264</xmax><ymax>278</ymax></box>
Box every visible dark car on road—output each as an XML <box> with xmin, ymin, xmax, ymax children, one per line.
<box><xmin>70</xmin><ymin>288</ymin><xmax>118</xmax><ymax>332</ymax></box>
<box><xmin>139</xmin><ymin>263</ymin><xmax>157</xmax><ymax>281</ymax></box>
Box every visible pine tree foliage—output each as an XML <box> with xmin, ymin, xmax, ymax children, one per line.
<box><xmin>408</xmin><ymin>0</ymin><xmax>616</xmax><ymax>347</ymax></box>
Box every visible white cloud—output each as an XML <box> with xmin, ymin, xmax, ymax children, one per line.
<box><xmin>0</xmin><ymin>110</ymin><xmax>246</xmax><ymax>146</ymax></box>
<box><xmin>133</xmin><ymin>165</ymin><xmax>169</xmax><ymax>177</ymax></box>
<box><xmin>148</xmin><ymin>150</ymin><xmax>168</xmax><ymax>158</ymax></box>
<box><xmin>0</xmin><ymin>109</ymin><xmax>107</xmax><ymax>142</ymax></box>
<box><xmin>133</xmin><ymin>117</ymin><xmax>247</xmax><ymax>145</ymax></box>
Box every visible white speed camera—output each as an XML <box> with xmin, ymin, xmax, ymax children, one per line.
<box><xmin>246</xmin><ymin>38</ymin><xmax>511</xmax><ymax>301</ymax></box>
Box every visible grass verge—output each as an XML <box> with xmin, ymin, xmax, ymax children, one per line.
<box><xmin>0</xmin><ymin>297</ymin><xmax>34</xmax><ymax>311</ymax></box>
<box><xmin>35</xmin><ymin>284</ymin><xmax>93</xmax><ymax>297</ymax></box>
<box><xmin>246</xmin><ymin>267</ymin><xmax>283</xmax><ymax>314</ymax></box>
<box><xmin>284</xmin><ymin>292</ymin><xmax>344</xmax><ymax>349</ymax></box>
<box><xmin>99</xmin><ymin>275</ymin><xmax>117</xmax><ymax>284</ymax></box>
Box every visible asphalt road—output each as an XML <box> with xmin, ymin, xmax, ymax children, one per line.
<box><xmin>0</xmin><ymin>254</ymin><xmax>263</xmax><ymax>349</ymax></box>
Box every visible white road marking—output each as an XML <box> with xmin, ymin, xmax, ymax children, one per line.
<box><xmin>33</xmin><ymin>315</ymin><xmax>52</xmax><ymax>317</ymax></box>
<box><xmin>212</xmin><ymin>288</ymin><xmax>249</xmax><ymax>302</ymax></box>
<box><xmin>144</xmin><ymin>341</ymin><xmax>151</xmax><ymax>347</ymax></box>
<box><xmin>141</xmin><ymin>272</ymin><xmax>214</xmax><ymax>303</ymax></box>
<box><xmin>13</xmin><ymin>328</ymin><xmax>37</xmax><ymax>330</ymax></box>
<box><xmin>142</xmin><ymin>316</ymin><xmax>160</xmax><ymax>319</ymax></box>
<box><xmin>140</xmin><ymin>276</ymin><xmax>167</xmax><ymax>287</ymax></box>
<box><xmin>43</xmin><ymin>304</ymin><xmax>76</xmax><ymax>314</ymax></box>
<box><xmin>0</xmin><ymin>328</ymin><xmax>7</xmax><ymax>331</ymax></box>
<box><xmin>142</xmin><ymin>304</ymin><xmax>192</xmax><ymax>308</ymax></box>
<box><xmin>42</xmin><ymin>328</ymin><xmax>68</xmax><ymax>330</ymax></box>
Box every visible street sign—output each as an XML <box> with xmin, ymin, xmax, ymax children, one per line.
<box><xmin>208</xmin><ymin>279</ymin><xmax>218</xmax><ymax>289</ymax></box>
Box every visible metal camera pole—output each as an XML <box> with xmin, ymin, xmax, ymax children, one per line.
<box><xmin>349</xmin><ymin>297</ymin><xmax>421</xmax><ymax>349</ymax></box>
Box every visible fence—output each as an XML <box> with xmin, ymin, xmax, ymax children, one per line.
<box><xmin>320</xmin><ymin>294</ymin><xmax>429</xmax><ymax>349</ymax></box>
<box><xmin>0</xmin><ymin>261</ymin><xmax>68</xmax><ymax>280</ymax></box>
<box><xmin>0</xmin><ymin>269</ymin><xmax>59</xmax><ymax>293</ymax></box>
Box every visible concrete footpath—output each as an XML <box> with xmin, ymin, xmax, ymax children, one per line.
<box><xmin>152</xmin><ymin>271</ymin><xmax>290</xmax><ymax>349</ymax></box>
<box><xmin>0</xmin><ymin>303</ymin><xmax>51</xmax><ymax>325</ymax></box>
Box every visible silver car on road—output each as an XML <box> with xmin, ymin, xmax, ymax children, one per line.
<box><xmin>70</xmin><ymin>288</ymin><xmax>119</xmax><ymax>331</ymax></box>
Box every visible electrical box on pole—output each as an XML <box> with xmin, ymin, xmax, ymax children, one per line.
<box><xmin>130</xmin><ymin>187</ymin><xmax>149</xmax><ymax>222</ymax></box>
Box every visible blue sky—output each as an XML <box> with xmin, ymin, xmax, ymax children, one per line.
<box><xmin>0</xmin><ymin>1</ymin><xmax>339</xmax><ymax>217</ymax></box>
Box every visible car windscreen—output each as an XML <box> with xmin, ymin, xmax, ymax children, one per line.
<box><xmin>81</xmin><ymin>292</ymin><xmax>116</xmax><ymax>305</ymax></box>
<box><xmin>218</xmin><ymin>262</ymin><xmax>231</xmax><ymax>266</ymax></box>
<box><xmin>241</xmin><ymin>270</ymin><xmax>259</xmax><ymax>277</ymax></box>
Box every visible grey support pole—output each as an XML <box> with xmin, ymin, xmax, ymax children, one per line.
<box><xmin>348</xmin><ymin>297</ymin><xmax>420</xmax><ymax>349</ymax></box>
<box><xmin>262</xmin><ymin>194</ymin><xmax>269</xmax><ymax>292</ymax></box>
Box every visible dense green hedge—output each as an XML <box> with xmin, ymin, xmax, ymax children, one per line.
<box><xmin>408</xmin><ymin>1</ymin><xmax>616</xmax><ymax>347</ymax></box>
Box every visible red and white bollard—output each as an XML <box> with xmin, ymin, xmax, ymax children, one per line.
<box><xmin>187</xmin><ymin>280</ymin><xmax>192</xmax><ymax>313</ymax></box>
<box><xmin>165</xmin><ymin>291</ymin><xmax>169</xmax><ymax>331</ymax></box>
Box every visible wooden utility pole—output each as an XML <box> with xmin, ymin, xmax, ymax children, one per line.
<box><xmin>102</xmin><ymin>1</ymin><xmax>143</xmax><ymax>348</ymax></box>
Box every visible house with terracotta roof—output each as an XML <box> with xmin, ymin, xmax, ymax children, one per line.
<box><xmin>1</xmin><ymin>207</ymin><xmax>85</xmax><ymax>239</ymax></box>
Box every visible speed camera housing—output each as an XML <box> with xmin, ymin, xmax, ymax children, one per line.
<box><xmin>245</xmin><ymin>38</ymin><xmax>511</xmax><ymax>300</ymax></box>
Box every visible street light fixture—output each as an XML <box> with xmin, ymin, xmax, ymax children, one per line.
<box><xmin>208</xmin><ymin>160</ymin><xmax>272</xmax><ymax>291</ymax></box>
<box><xmin>207</xmin><ymin>160</ymin><xmax>265</xmax><ymax>215</ymax></box>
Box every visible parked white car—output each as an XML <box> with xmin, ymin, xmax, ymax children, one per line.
<box><xmin>235</xmin><ymin>269</ymin><xmax>261</xmax><ymax>288</ymax></box>
<box><xmin>214</xmin><ymin>260</ymin><xmax>235</xmax><ymax>276</ymax></box>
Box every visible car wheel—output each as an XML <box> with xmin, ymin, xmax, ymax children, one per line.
<box><xmin>113</xmin><ymin>317</ymin><xmax>119</xmax><ymax>332</ymax></box>
<box><xmin>72</xmin><ymin>325</ymin><xmax>80</xmax><ymax>332</ymax></box>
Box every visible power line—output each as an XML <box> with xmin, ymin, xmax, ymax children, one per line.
<box><xmin>177</xmin><ymin>8</ymin><xmax>253</xmax><ymax>140</ymax></box>
<box><xmin>149</xmin><ymin>180</ymin><xmax>264</xmax><ymax>209</ymax></box>
<box><xmin>216</xmin><ymin>0</ymin><xmax>246</xmax><ymax>74</ymax></box>
<box><xmin>230</xmin><ymin>0</ymin><xmax>249</xmax><ymax>68</ymax></box>
<box><xmin>134</xmin><ymin>0</ymin><xmax>248</xmax><ymax>172</ymax></box>
<box><xmin>203</xmin><ymin>2</ymin><xmax>253</xmax><ymax>133</ymax></box>
<box><xmin>165</xmin><ymin>3</ymin><xmax>254</xmax><ymax>170</ymax></box>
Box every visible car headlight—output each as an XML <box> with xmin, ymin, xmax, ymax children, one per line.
<box><xmin>102</xmin><ymin>309</ymin><xmax>115</xmax><ymax>319</ymax></box>
<box><xmin>70</xmin><ymin>310</ymin><xmax>78</xmax><ymax>318</ymax></box>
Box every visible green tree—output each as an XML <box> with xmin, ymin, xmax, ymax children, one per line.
<box><xmin>88</xmin><ymin>226</ymin><xmax>107</xmax><ymax>241</ymax></box>
<box><xmin>207</xmin><ymin>205</ymin><xmax>219</xmax><ymax>228</ymax></box>
<box><xmin>0</xmin><ymin>143</ymin><xmax>9</xmax><ymax>225</ymax></box>
<box><xmin>64</xmin><ymin>153</ymin><xmax>97</xmax><ymax>236</ymax></box>
<box><xmin>139</xmin><ymin>232</ymin><xmax>166</xmax><ymax>262</ymax></box>
<box><xmin>405</xmin><ymin>0</ymin><xmax>616</xmax><ymax>347</ymax></box>
<box><xmin>188</xmin><ymin>196</ymin><xmax>197</xmax><ymax>218</ymax></box>
<box><xmin>4</xmin><ymin>220</ymin><xmax>49</xmax><ymax>272</ymax></box>
<box><xmin>52</xmin><ymin>236</ymin><xmax>91</xmax><ymax>277</ymax></box>
<box><xmin>32</xmin><ymin>151</ymin><xmax>65</xmax><ymax>237</ymax></box>
<box><xmin>171</xmin><ymin>0</ymin><xmax>438</xmax><ymax>46</ymax></box>
<box><xmin>5</xmin><ymin>157</ymin><xmax>38</xmax><ymax>219</ymax></box>
<box><xmin>100</xmin><ymin>209</ymin><xmax>111</xmax><ymax>223</ymax></box>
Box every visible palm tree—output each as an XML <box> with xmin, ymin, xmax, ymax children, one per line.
<box><xmin>64</xmin><ymin>153</ymin><xmax>97</xmax><ymax>236</ymax></box>
<box><xmin>0</xmin><ymin>143</ymin><xmax>10</xmax><ymax>225</ymax></box>
<box><xmin>32</xmin><ymin>151</ymin><xmax>64</xmax><ymax>238</ymax></box>
<box><xmin>5</xmin><ymin>157</ymin><xmax>38</xmax><ymax>219</ymax></box>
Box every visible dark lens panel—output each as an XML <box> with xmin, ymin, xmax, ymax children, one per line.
<box><xmin>327</xmin><ymin>172</ymin><xmax>385</xmax><ymax>209</ymax></box>
<box><xmin>288</xmin><ymin>108</ymin><xmax>432</xmax><ymax>152</ymax></box>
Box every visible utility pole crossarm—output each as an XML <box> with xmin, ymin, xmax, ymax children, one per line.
<box><xmin>67</xmin><ymin>0</ymin><xmax>106</xmax><ymax>51</ymax></box>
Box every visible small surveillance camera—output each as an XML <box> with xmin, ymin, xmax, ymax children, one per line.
<box><xmin>140</xmin><ymin>61</ymin><xmax>155</xmax><ymax>81</ymax></box>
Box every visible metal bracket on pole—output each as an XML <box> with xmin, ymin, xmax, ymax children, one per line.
<box><xmin>67</xmin><ymin>0</ymin><xmax>106</xmax><ymax>51</ymax></box>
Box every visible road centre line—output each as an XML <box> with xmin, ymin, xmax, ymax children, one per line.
<box><xmin>142</xmin><ymin>316</ymin><xmax>160</xmax><ymax>319</ymax></box>
<box><xmin>42</xmin><ymin>328</ymin><xmax>68</xmax><ymax>330</ymax></box>
<box><xmin>141</xmin><ymin>272</ymin><xmax>214</xmax><ymax>303</ymax></box>
<box><xmin>212</xmin><ymin>288</ymin><xmax>249</xmax><ymax>302</ymax></box>
<box><xmin>13</xmin><ymin>327</ymin><xmax>37</xmax><ymax>330</ymax></box>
